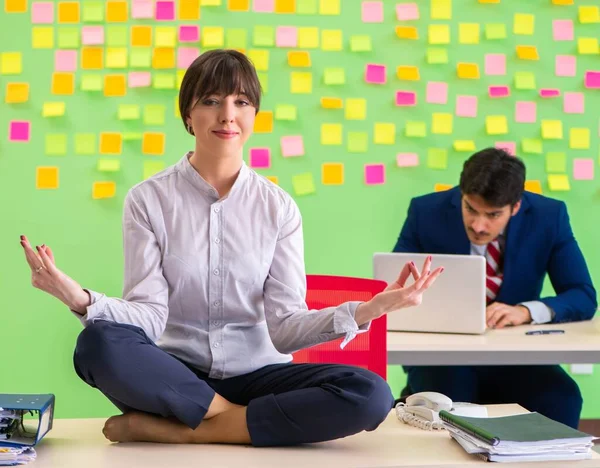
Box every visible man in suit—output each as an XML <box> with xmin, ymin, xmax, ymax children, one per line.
<box><xmin>394</xmin><ymin>147</ymin><xmax>597</xmax><ymax>428</ymax></box>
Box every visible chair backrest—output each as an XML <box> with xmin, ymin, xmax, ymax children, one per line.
<box><xmin>291</xmin><ymin>275</ymin><xmax>388</xmax><ymax>379</ymax></box>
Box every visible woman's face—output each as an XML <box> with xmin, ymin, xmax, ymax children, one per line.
<box><xmin>186</xmin><ymin>93</ymin><xmax>256</xmax><ymax>157</ymax></box>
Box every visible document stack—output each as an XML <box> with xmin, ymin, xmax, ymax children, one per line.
<box><xmin>439</xmin><ymin>410</ymin><xmax>596</xmax><ymax>463</ymax></box>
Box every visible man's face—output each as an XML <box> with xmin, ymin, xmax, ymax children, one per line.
<box><xmin>461</xmin><ymin>194</ymin><xmax>521</xmax><ymax>245</ymax></box>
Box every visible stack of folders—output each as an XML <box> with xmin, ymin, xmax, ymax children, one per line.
<box><xmin>439</xmin><ymin>410</ymin><xmax>596</xmax><ymax>463</ymax></box>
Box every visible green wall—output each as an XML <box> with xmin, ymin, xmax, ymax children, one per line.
<box><xmin>1</xmin><ymin>0</ymin><xmax>599</xmax><ymax>419</ymax></box>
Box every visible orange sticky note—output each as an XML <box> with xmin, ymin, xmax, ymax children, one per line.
<box><xmin>104</xmin><ymin>74</ymin><xmax>126</xmax><ymax>96</ymax></box>
<box><xmin>58</xmin><ymin>2</ymin><xmax>80</xmax><ymax>23</ymax></box>
<box><xmin>434</xmin><ymin>183</ymin><xmax>452</xmax><ymax>192</ymax></box>
<box><xmin>106</xmin><ymin>1</ymin><xmax>128</xmax><ymax>22</ymax></box>
<box><xmin>5</xmin><ymin>0</ymin><xmax>27</xmax><ymax>13</ymax></box>
<box><xmin>36</xmin><ymin>167</ymin><xmax>59</xmax><ymax>190</ymax></box>
<box><xmin>552</xmin><ymin>0</ymin><xmax>573</xmax><ymax>5</ymax></box>
<box><xmin>100</xmin><ymin>132</ymin><xmax>122</xmax><ymax>154</ymax></box>
<box><xmin>5</xmin><ymin>82</ymin><xmax>29</xmax><ymax>103</ymax></box>
<box><xmin>525</xmin><ymin>180</ymin><xmax>542</xmax><ymax>194</ymax></box>
<box><xmin>322</xmin><ymin>163</ymin><xmax>344</xmax><ymax>185</ymax></box>
<box><xmin>254</xmin><ymin>111</ymin><xmax>273</xmax><ymax>133</ymax></box>
<box><xmin>275</xmin><ymin>0</ymin><xmax>295</xmax><ymax>13</ymax></box>
<box><xmin>265</xmin><ymin>175</ymin><xmax>279</xmax><ymax>185</ymax></box>
<box><xmin>92</xmin><ymin>181</ymin><xmax>117</xmax><ymax>199</ymax></box>
<box><xmin>82</xmin><ymin>47</ymin><xmax>103</xmax><ymax>70</ymax></box>
<box><xmin>321</xmin><ymin>97</ymin><xmax>343</xmax><ymax>109</ymax></box>
<box><xmin>51</xmin><ymin>72</ymin><xmax>74</xmax><ymax>95</ymax></box>
<box><xmin>457</xmin><ymin>63</ymin><xmax>480</xmax><ymax>79</ymax></box>
<box><xmin>179</xmin><ymin>0</ymin><xmax>200</xmax><ymax>19</ymax></box>
<box><xmin>397</xmin><ymin>66</ymin><xmax>420</xmax><ymax>81</ymax></box>
<box><xmin>131</xmin><ymin>26</ymin><xmax>152</xmax><ymax>47</ymax></box>
<box><xmin>228</xmin><ymin>0</ymin><xmax>249</xmax><ymax>11</ymax></box>
<box><xmin>516</xmin><ymin>45</ymin><xmax>539</xmax><ymax>60</ymax></box>
<box><xmin>152</xmin><ymin>48</ymin><xmax>175</xmax><ymax>69</ymax></box>
<box><xmin>395</xmin><ymin>26</ymin><xmax>419</xmax><ymax>40</ymax></box>
<box><xmin>287</xmin><ymin>51</ymin><xmax>311</xmax><ymax>67</ymax></box>
<box><xmin>142</xmin><ymin>132</ymin><xmax>165</xmax><ymax>155</ymax></box>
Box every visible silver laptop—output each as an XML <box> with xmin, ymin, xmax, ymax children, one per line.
<box><xmin>373</xmin><ymin>253</ymin><xmax>487</xmax><ymax>334</ymax></box>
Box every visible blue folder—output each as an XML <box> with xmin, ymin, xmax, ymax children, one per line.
<box><xmin>0</xmin><ymin>394</ymin><xmax>54</xmax><ymax>447</ymax></box>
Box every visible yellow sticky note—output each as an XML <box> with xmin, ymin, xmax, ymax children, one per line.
<box><xmin>428</xmin><ymin>25</ymin><xmax>450</xmax><ymax>44</ymax></box>
<box><xmin>179</xmin><ymin>0</ymin><xmax>200</xmax><ymax>19</ymax></box>
<box><xmin>36</xmin><ymin>167</ymin><xmax>59</xmax><ymax>190</ymax></box>
<box><xmin>51</xmin><ymin>72</ymin><xmax>74</xmax><ymax>95</ymax></box>
<box><xmin>5</xmin><ymin>0</ymin><xmax>26</xmax><ymax>13</ymax></box>
<box><xmin>1</xmin><ymin>52</ymin><xmax>22</xmax><ymax>75</ymax></box>
<box><xmin>155</xmin><ymin>27</ymin><xmax>176</xmax><ymax>47</ymax></box>
<box><xmin>457</xmin><ymin>63</ymin><xmax>479</xmax><ymax>79</ymax></box>
<box><xmin>396</xmin><ymin>26</ymin><xmax>419</xmax><ymax>40</ymax></box>
<box><xmin>321</xmin><ymin>30</ymin><xmax>342</xmax><ymax>51</ymax></box>
<box><xmin>202</xmin><ymin>27</ymin><xmax>224</xmax><ymax>47</ymax></box>
<box><xmin>32</xmin><ymin>27</ymin><xmax>54</xmax><ymax>49</ymax></box>
<box><xmin>524</xmin><ymin>180</ymin><xmax>542</xmax><ymax>194</ymax></box>
<box><xmin>374</xmin><ymin>123</ymin><xmax>395</xmax><ymax>145</ymax></box>
<box><xmin>298</xmin><ymin>27</ymin><xmax>319</xmax><ymax>48</ymax></box>
<box><xmin>486</xmin><ymin>115</ymin><xmax>508</xmax><ymax>135</ymax></box>
<box><xmin>142</xmin><ymin>132</ymin><xmax>165</xmax><ymax>155</ymax></box>
<box><xmin>290</xmin><ymin>72</ymin><xmax>312</xmax><ymax>94</ymax></box>
<box><xmin>265</xmin><ymin>175</ymin><xmax>278</xmax><ymax>185</ymax></box>
<box><xmin>434</xmin><ymin>183</ymin><xmax>453</xmax><ymax>192</ymax></box>
<box><xmin>106</xmin><ymin>1</ymin><xmax>128</xmax><ymax>22</ymax></box>
<box><xmin>58</xmin><ymin>1</ymin><xmax>80</xmax><ymax>23</ymax></box>
<box><xmin>548</xmin><ymin>174</ymin><xmax>570</xmax><ymax>192</ymax></box>
<box><xmin>92</xmin><ymin>182</ymin><xmax>117</xmax><ymax>199</ymax></box>
<box><xmin>274</xmin><ymin>0</ymin><xmax>295</xmax><ymax>13</ymax></box>
<box><xmin>254</xmin><ymin>111</ymin><xmax>273</xmax><ymax>133</ymax></box>
<box><xmin>131</xmin><ymin>26</ymin><xmax>152</xmax><ymax>47</ymax></box>
<box><xmin>552</xmin><ymin>0</ymin><xmax>573</xmax><ymax>4</ymax></box>
<box><xmin>106</xmin><ymin>48</ymin><xmax>128</xmax><ymax>69</ymax></box>
<box><xmin>453</xmin><ymin>140</ymin><xmax>476</xmax><ymax>151</ymax></box>
<box><xmin>152</xmin><ymin>48</ymin><xmax>175</xmax><ymax>69</ymax></box>
<box><xmin>5</xmin><ymin>82</ymin><xmax>28</xmax><ymax>103</ymax></box>
<box><xmin>541</xmin><ymin>120</ymin><xmax>563</xmax><ymax>140</ymax></box>
<box><xmin>42</xmin><ymin>102</ymin><xmax>66</xmax><ymax>117</ymax></box>
<box><xmin>578</xmin><ymin>38</ymin><xmax>599</xmax><ymax>55</ymax></box>
<box><xmin>570</xmin><ymin>128</ymin><xmax>590</xmax><ymax>149</ymax></box>
<box><xmin>247</xmin><ymin>50</ymin><xmax>269</xmax><ymax>71</ymax></box>
<box><xmin>459</xmin><ymin>23</ymin><xmax>480</xmax><ymax>44</ymax></box>
<box><xmin>228</xmin><ymin>0</ymin><xmax>249</xmax><ymax>11</ymax></box>
<box><xmin>397</xmin><ymin>66</ymin><xmax>420</xmax><ymax>81</ymax></box>
<box><xmin>431</xmin><ymin>0</ymin><xmax>451</xmax><ymax>19</ymax></box>
<box><xmin>81</xmin><ymin>47</ymin><xmax>103</xmax><ymax>70</ymax></box>
<box><xmin>100</xmin><ymin>132</ymin><xmax>122</xmax><ymax>154</ymax></box>
<box><xmin>345</xmin><ymin>98</ymin><xmax>366</xmax><ymax>120</ymax></box>
<box><xmin>516</xmin><ymin>45</ymin><xmax>539</xmax><ymax>60</ymax></box>
<box><xmin>322</xmin><ymin>163</ymin><xmax>344</xmax><ymax>185</ymax></box>
<box><xmin>104</xmin><ymin>74</ymin><xmax>126</xmax><ymax>97</ymax></box>
<box><xmin>287</xmin><ymin>51</ymin><xmax>311</xmax><ymax>67</ymax></box>
<box><xmin>321</xmin><ymin>123</ymin><xmax>343</xmax><ymax>145</ymax></box>
<box><xmin>514</xmin><ymin>13</ymin><xmax>534</xmax><ymax>35</ymax></box>
<box><xmin>579</xmin><ymin>6</ymin><xmax>600</xmax><ymax>24</ymax></box>
<box><xmin>321</xmin><ymin>97</ymin><xmax>343</xmax><ymax>109</ymax></box>
<box><xmin>319</xmin><ymin>0</ymin><xmax>340</xmax><ymax>15</ymax></box>
<box><xmin>432</xmin><ymin>113</ymin><xmax>453</xmax><ymax>134</ymax></box>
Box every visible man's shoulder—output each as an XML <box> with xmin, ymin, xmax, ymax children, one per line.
<box><xmin>410</xmin><ymin>186</ymin><xmax>459</xmax><ymax>209</ymax></box>
<box><xmin>522</xmin><ymin>191</ymin><xmax>565</xmax><ymax>214</ymax></box>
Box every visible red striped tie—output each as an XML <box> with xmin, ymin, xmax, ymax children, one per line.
<box><xmin>486</xmin><ymin>239</ymin><xmax>503</xmax><ymax>304</ymax></box>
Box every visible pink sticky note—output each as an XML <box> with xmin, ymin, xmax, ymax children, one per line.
<box><xmin>574</xmin><ymin>159</ymin><xmax>594</xmax><ymax>180</ymax></box>
<box><xmin>128</xmin><ymin>72</ymin><xmax>151</xmax><ymax>88</ymax></box>
<box><xmin>155</xmin><ymin>1</ymin><xmax>175</xmax><ymax>20</ymax></box>
<box><xmin>177</xmin><ymin>48</ymin><xmax>199</xmax><ymax>69</ymax></box>
<box><xmin>564</xmin><ymin>92</ymin><xmax>584</xmax><ymax>114</ymax></box>
<box><xmin>9</xmin><ymin>121</ymin><xmax>30</xmax><ymax>142</ymax></box>
<box><xmin>365</xmin><ymin>64</ymin><xmax>386</xmax><ymax>84</ymax></box>
<box><xmin>55</xmin><ymin>50</ymin><xmax>77</xmax><ymax>72</ymax></box>
<box><xmin>426</xmin><ymin>82</ymin><xmax>448</xmax><ymax>104</ymax></box>
<box><xmin>362</xmin><ymin>1</ymin><xmax>383</xmax><ymax>23</ymax></box>
<box><xmin>495</xmin><ymin>141</ymin><xmax>516</xmax><ymax>156</ymax></box>
<box><xmin>396</xmin><ymin>91</ymin><xmax>416</xmax><ymax>106</ymax></box>
<box><xmin>82</xmin><ymin>26</ymin><xmax>104</xmax><ymax>45</ymax></box>
<box><xmin>456</xmin><ymin>95</ymin><xmax>477</xmax><ymax>118</ymax></box>
<box><xmin>540</xmin><ymin>89</ymin><xmax>560</xmax><ymax>98</ymax></box>
<box><xmin>489</xmin><ymin>86</ymin><xmax>510</xmax><ymax>98</ymax></box>
<box><xmin>281</xmin><ymin>135</ymin><xmax>304</xmax><ymax>157</ymax></box>
<box><xmin>555</xmin><ymin>55</ymin><xmax>576</xmax><ymax>77</ymax></box>
<box><xmin>585</xmin><ymin>71</ymin><xmax>600</xmax><ymax>89</ymax></box>
<box><xmin>132</xmin><ymin>0</ymin><xmax>154</xmax><ymax>19</ymax></box>
<box><xmin>515</xmin><ymin>101</ymin><xmax>536</xmax><ymax>123</ymax></box>
<box><xmin>485</xmin><ymin>54</ymin><xmax>506</xmax><ymax>76</ymax></box>
<box><xmin>249</xmin><ymin>148</ymin><xmax>271</xmax><ymax>169</ymax></box>
<box><xmin>253</xmin><ymin>0</ymin><xmax>274</xmax><ymax>12</ymax></box>
<box><xmin>364</xmin><ymin>164</ymin><xmax>385</xmax><ymax>185</ymax></box>
<box><xmin>179</xmin><ymin>25</ymin><xmax>199</xmax><ymax>43</ymax></box>
<box><xmin>31</xmin><ymin>2</ymin><xmax>54</xmax><ymax>23</ymax></box>
<box><xmin>396</xmin><ymin>153</ymin><xmax>419</xmax><ymax>167</ymax></box>
<box><xmin>396</xmin><ymin>3</ymin><xmax>419</xmax><ymax>20</ymax></box>
<box><xmin>553</xmin><ymin>19</ymin><xmax>573</xmax><ymax>41</ymax></box>
<box><xmin>276</xmin><ymin>26</ymin><xmax>297</xmax><ymax>47</ymax></box>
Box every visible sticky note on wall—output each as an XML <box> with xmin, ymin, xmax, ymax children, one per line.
<box><xmin>322</xmin><ymin>163</ymin><xmax>344</xmax><ymax>185</ymax></box>
<box><xmin>92</xmin><ymin>181</ymin><xmax>117</xmax><ymax>199</ymax></box>
<box><xmin>36</xmin><ymin>167</ymin><xmax>59</xmax><ymax>189</ymax></box>
<box><xmin>374</xmin><ymin>123</ymin><xmax>395</xmax><ymax>144</ymax></box>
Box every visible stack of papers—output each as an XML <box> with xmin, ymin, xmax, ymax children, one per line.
<box><xmin>440</xmin><ymin>410</ymin><xmax>596</xmax><ymax>463</ymax></box>
<box><xmin>0</xmin><ymin>447</ymin><xmax>36</xmax><ymax>466</ymax></box>
<box><xmin>0</xmin><ymin>409</ymin><xmax>36</xmax><ymax>466</ymax></box>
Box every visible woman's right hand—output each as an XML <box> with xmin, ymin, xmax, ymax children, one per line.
<box><xmin>20</xmin><ymin>235</ymin><xmax>91</xmax><ymax>314</ymax></box>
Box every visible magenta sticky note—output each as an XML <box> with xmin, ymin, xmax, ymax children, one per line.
<box><xmin>253</xmin><ymin>0</ymin><xmax>274</xmax><ymax>12</ymax></box>
<box><xmin>564</xmin><ymin>92</ymin><xmax>584</xmax><ymax>114</ymax></box>
<box><xmin>553</xmin><ymin>19</ymin><xmax>573</xmax><ymax>41</ymax></box>
<box><xmin>555</xmin><ymin>55</ymin><xmax>576</xmax><ymax>77</ymax></box>
<box><xmin>426</xmin><ymin>81</ymin><xmax>448</xmax><ymax>104</ymax></box>
<box><xmin>82</xmin><ymin>26</ymin><xmax>104</xmax><ymax>45</ymax></box>
<box><xmin>485</xmin><ymin>54</ymin><xmax>506</xmax><ymax>76</ymax></box>
<box><xmin>396</xmin><ymin>91</ymin><xmax>416</xmax><ymax>106</ymax></box>
<box><xmin>9</xmin><ymin>121</ymin><xmax>30</xmax><ymax>142</ymax></box>
<box><xmin>155</xmin><ymin>1</ymin><xmax>175</xmax><ymax>20</ymax></box>
<box><xmin>455</xmin><ymin>95</ymin><xmax>477</xmax><ymax>118</ymax></box>
<box><xmin>515</xmin><ymin>101</ymin><xmax>536</xmax><ymax>123</ymax></box>
<box><xmin>585</xmin><ymin>71</ymin><xmax>600</xmax><ymax>89</ymax></box>
<box><xmin>489</xmin><ymin>86</ymin><xmax>510</xmax><ymax>98</ymax></box>
<box><xmin>573</xmin><ymin>159</ymin><xmax>594</xmax><ymax>181</ymax></box>
<box><xmin>276</xmin><ymin>26</ymin><xmax>297</xmax><ymax>47</ymax></box>
<box><xmin>128</xmin><ymin>72</ymin><xmax>151</xmax><ymax>88</ymax></box>
<box><xmin>396</xmin><ymin>3</ymin><xmax>418</xmax><ymax>20</ymax></box>
<box><xmin>539</xmin><ymin>89</ymin><xmax>560</xmax><ymax>98</ymax></box>
<box><xmin>495</xmin><ymin>141</ymin><xmax>516</xmax><ymax>156</ymax></box>
<box><xmin>396</xmin><ymin>153</ymin><xmax>419</xmax><ymax>167</ymax></box>
<box><xmin>177</xmin><ymin>48</ymin><xmax>199</xmax><ymax>69</ymax></box>
<box><xmin>364</xmin><ymin>164</ymin><xmax>385</xmax><ymax>185</ymax></box>
<box><xmin>249</xmin><ymin>148</ymin><xmax>271</xmax><ymax>169</ymax></box>
<box><xmin>179</xmin><ymin>25</ymin><xmax>199</xmax><ymax>43</ymax></box>
<box><xmin>132</xmin><ymin>0</ymin><xmax>154</xmax><ymax>19</ymax></box>
<box><xmin>281</xmin><ymin>135</ymin><xmax>304</xmax><ymax>157</ymax></box>
<box><xmin>362</xmin><ymin>1</ymin><xmax>384</xmax><ymax>23</ymax></box>
<box><xmin>31</xmin><ymin>2</ymin><xmax>54</xmax><ymax>23</ymax></box>
<box><xmin>365</xmin><ymin>64</ymin><xmax>386</xmax><ymax>84</ymax></box>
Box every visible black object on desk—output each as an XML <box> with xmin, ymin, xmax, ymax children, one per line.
<box><xmin>525</xmin><ymin>330</ymin><xmax>565</xmax><ymax>335</ymax></box>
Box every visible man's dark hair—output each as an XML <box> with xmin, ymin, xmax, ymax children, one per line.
<box><xmin>459</xmin><ymin>147</ymin><xmax>526</xmax><ymax>207</ymax></box>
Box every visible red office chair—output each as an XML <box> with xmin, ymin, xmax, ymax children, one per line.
<box><xmin>291</xmin><ymin>275</ymin><xmax>388</xmax><ymax>379</ymax></box>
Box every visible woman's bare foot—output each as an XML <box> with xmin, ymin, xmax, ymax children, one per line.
<box><xmin>103</xmin><ymin>412</ymin><xmax>193</xmax><ymax>444</ymax></box>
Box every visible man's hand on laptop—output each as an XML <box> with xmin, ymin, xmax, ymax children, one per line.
<box><xmin>486</xmin><ymin>303</ymin><xmax>532</xmax><ymax>329</ymax></box>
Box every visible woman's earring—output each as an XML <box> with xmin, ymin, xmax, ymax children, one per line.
<box><xmin>187</xmin><ymin>125</ymin><xmax>194</xmax><ymax>136</ymax></box>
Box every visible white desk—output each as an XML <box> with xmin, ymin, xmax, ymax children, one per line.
<box><xmin>387</xmin><ymin>318</ymin><xmax>600</xmax><ymax>366</ymax></box>
<box><xmin>32</xmin><ymin>405</ymin><xmax>599</xmax><ymax>468</ymax></box>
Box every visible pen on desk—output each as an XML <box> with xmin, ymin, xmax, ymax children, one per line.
<box><xmin>525</xmin><ymin>330</ymin><xmax>565</xmax><ymax>336</ymax></box>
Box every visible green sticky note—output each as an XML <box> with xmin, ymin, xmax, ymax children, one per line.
<box><xmin>350</xmin><ymin>35</ymin><xmax>372</xmax><ymax>52</ymax></box>
<box><xmin>324</xmin><ymin>67</ymin><xmax>345</xmax><ymax>85</ymax></box>
<box><xmin>292</xmin><ymin>172</ymin><xmax>316</xmax><ymax>196</ymax></box>
<box><xmin>253</xmin><ymin>26</ymin><xmax>275</xmax><ymax>47</ymax></box>
<box><xmin>144</xmin><ymin>105</ymin><xmax>166</xmax><ymax>125</ymax></box>
<box><xmin>405</xmin><ymin>121</ymin><xmax>427</xmax><ymax>138</ymax></box>
<box><xmin>546</xmin><ymin>152</ymin><xmax>566</xmax><ymax>173</ymax></box>
<box><xmin>75</xmin><ymin>134</ymin><xmax>96</xmax><ymax>154</ymax></box>
<box><xmin>427</xmin><ymin>148</ymin><xmax>448</xmax><ymax>169</ymax></box>
<box><xmin>347</xmin><ymin>132</ymin><xmax>368</xmax><ymax>153</ymax></box>
<box><xmin>107</xmin><ymin>26</ymin><xmax>128</xmax><ymax>47</ymax></box>
<box><xmin>81</xmin><ymin>73</ymin><xmax>102</xmax><ymax>91</ymax></box>
<box><xmin>45</xmin><ymin>134</ymin><xmax>67</xmax><ymax>156</ymax></box>
<box><xmin>522</xmin><ymin>138</ymin><xmax>543</xmax><ymax>154</ymax></box>
<box><xmin>144</xmin><ymin>161</ymin><xmax>166</xmax><ymax>180</ymax></box>
<box><xmin>82</xmin><ymin>1</ymin><xmax>104</xmax><ymax>22</ymax></box>
<box><xmin>485</xmin><ymin>23</ymin><xmax>507</xmax><ymax>40</ymax></box>
<box><xmin>118</xmin><ymin>104</ymin><xmax>141</xmax><ymax>120</ymax></box>
<box><xmin>58</xmin><ymin>27</ymin><xmax>80</xmax><ymax>49</ymax></box>
<box><xmin>97</xmin><ymin>159</ymin><xmax>121</xmax><ymax>172</ymax></box>
<box><xmin>275</xmin><ymin>104</ymin><xmax>297</xmax><ymax>121</ymax></box>
<box><xmin>297</xmin><ymin>0</ymin><xmax>317</xmax><ymax>14</ymax></box>
<box><xmin>514</xmin><ymin>72</ymin><xmax>536</xmax><ymax>90</ymax></box>
<box><xmin>257</xmin><ymin>72</ymin><xmax>268</xmax><ymax>93</ymax></box>
<box><xmin>123</xmin><ymin>132</ymin><xmax>143</xmax><ymax>141</ymax></box>
<box><xmin>226</xmin><ymin>29</ymin><xmax>247</xmax><ymax>49</ymax></box>
<box><xmin>153</xmin><ymin>73</ymin><xmax>176</xmax><ymax>89</ymax></box>
<box><xmin>130</xmin><ymin>49</ymin><xmax>152</xmax><ymax>68</ymax></box>
<box><xmin>427</xmin><ymin>48</ymin><xmax>448</xmax><ymax>64</ymax></box>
